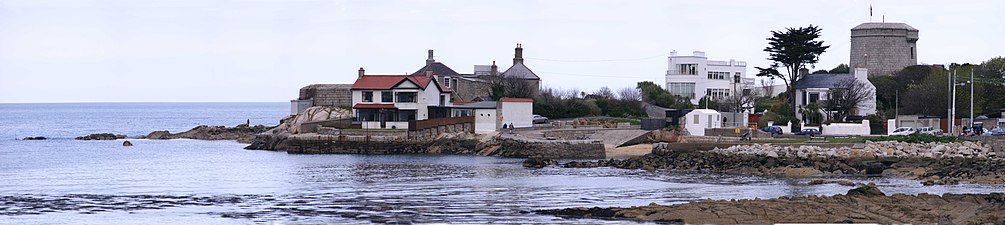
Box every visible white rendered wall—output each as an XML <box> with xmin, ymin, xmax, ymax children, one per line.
<box><xmin>822</xmin><ymin>120</ymin><xmax>871</xmax><ymax>136</ymax></box>
<box><xmin>500</xmin><ymin>102</ymin><xmax>533</xmax><ymax>128</ymax></box>
<box><xmin>474</xmin><ymin>108</ymin><xmax>497</xmax><ymax>133</ymax></box>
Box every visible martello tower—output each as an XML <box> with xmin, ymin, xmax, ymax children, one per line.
<box><xmin>849</xmin><ymin>22</ymin><xmax>919</xmax><ymax>76</ymax></box>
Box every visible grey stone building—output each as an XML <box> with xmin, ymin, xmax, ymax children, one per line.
<box><xmin>850</xmin><ymin>22</ymin><xmax>919</xmax><ymax>76</ymax></box>
<box><xmin>412</xmin><ymin>44</ymin><xmax>541</xmax><ymax>102</ymax></box>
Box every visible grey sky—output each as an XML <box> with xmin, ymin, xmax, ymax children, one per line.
<box><xmin>0</xmin><ymin>0</ymin><xmax>1001</xmax><ymax>103</ymax></box>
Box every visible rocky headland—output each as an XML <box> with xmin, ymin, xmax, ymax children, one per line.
<box><xmin>536</xmin><ymin>185</ymin><xmax>1005</xmax><ymax>224</ymax></box>
<box><xmin>75</xmin><ymin>133</ymin><xmax>127</xmax><ymax>140</ymax></box>
<box><xmin>548</xmin><ymin>141</ymin><xmax>1005</xmax><ymax>185</ymax></box>
<box><xmin>145</xmin><ymin>124</ymin><xmax>274</xmax><ymax>144</ymax></box>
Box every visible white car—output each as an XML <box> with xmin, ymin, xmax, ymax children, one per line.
<box><xmin>890</xmin><ymin>127</ymin><xmax>917</xmax><ymax>136</ymax></box>
<box><xmin>917</xmin><ymin>127</ymin><xmax>942</xmax><ymax>135</ymax></box>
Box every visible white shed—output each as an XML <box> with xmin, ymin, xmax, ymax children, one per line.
<box><xmin>499</xmin><ymin>98</ymin><xmax>534</xmax><ymax>129</ymax></box>
<box><xmin>684</xmin><ymin>109</ymin><xmax>721</xmax><ymax>136</ymax></box>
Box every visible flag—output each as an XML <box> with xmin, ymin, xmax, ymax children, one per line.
<box><xmin>870</xmin><ymin>5</ymin><xmax>873</xmax><ymax>17</ymax></box>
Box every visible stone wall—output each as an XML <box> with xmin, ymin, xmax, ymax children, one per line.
<box><xmin>491</xmin><ymin>138</ymin><xmax>606</xmax><ymax>159</ymax></box>
<box><xmin>299</xmin><ymin>84</ymin><xmax>352</xmax><ymax>107</ymax></box>
<box><xmin>452</xmin><ymin>78</ymin><xmax>492</xmax><ymax>101</ymax></box>
<box><xmin>284</xmin><ymin>138</ymin><xmax>479</xmax><ymax>155</ymax></box>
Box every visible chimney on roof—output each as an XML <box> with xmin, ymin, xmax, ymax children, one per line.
<box><xmin>513</xmin><ymin>43</ymin><xmax>524</xmax><ymax>65</ymax></box>
<box><xmin>425</xmin><ymin>64</ymin><xmax>434</xmax><ymax>77</ymax></box>
<box><xmin>426</xmin><ymin>49</ymin><xmax>435</xmax><ymax>66</ymax></box>
<box><xmin>490</xmin><ymin>61</ymin><xmax>498</xmax><ymax>76</ymax></box>
<box><xmin>358</xmin><ymin>67</ymin><xmax>365</xmax><ymax>78</ymax></box>
<box><xmin>799</xmin><ymin>67</ymin><xmax>809</xmax><ymax>76</ymax></box>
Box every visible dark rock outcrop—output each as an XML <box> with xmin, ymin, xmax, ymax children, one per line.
<box><xmin>145</xmin><ymin>124</ymin><xmax>273</xmax><ymax>144</ymax></box>
<box><xmin>522</xmin><ymin>158</ymin><xmax>558</xmax><ymax>169</ymax></box>
<box><xmin>536</xmin><ymin>187</ymin><xmax>1005</xmax><ymax>224</ymax></box>
<box><xmin>22</xmin><ymin>136</ymin><xmax>47</xmax><ymax>140</ymax></box>
<box><xmin>561</xmin><ymin>150</ymin><xmax>1005</xmax><ymax>184</ymax></box>
<box><xmin>75</xmin><ymin>133</ymin><xmax>127</xmax><ymax>140</ymax></box>
<box><xmin>122</xmin><ymin>141</ymin><xmax>133</xmax><ymax>146</ymax></box>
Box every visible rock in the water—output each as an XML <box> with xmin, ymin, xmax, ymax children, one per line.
<box><xmin>523</xmin><ymin>158</ymin><xmax>558</xmax><ymax>168</ymax></box>
<box><xmin>847</xmin><ymin>184</ymin><xmax>884</xmax><ymax>196</ymax></box>
<box><xmin>145</xmin><ymin>131</ymin><xmax>171</xmax><ymax>139</ymax></box>
<box><xmin>122</xmin><ymin>141</ymin><xmax>133</xmax><ymax>146</ymax></box>
<box><xmin>22</xmin><ymin>136</ymin><xmax>47</xmax><ymax>140</ymax></box>
<box><xmin>75</xmin><ymin>133</ymin><xmax>127</xmax><ymax>140</ymax></box>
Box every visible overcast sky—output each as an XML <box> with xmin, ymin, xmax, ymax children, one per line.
<box><xmin>0</xmin><ymin>0</ymin><xmax>1001</xmax><ymax>103</ymax></box>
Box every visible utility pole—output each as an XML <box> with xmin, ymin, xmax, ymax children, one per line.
<box><xmin>947</xmin><ymin>66</ymin><xmax>952</xmax><ymax>134</ymax></box>
<box><xmin>970</xmin><ymin>69</ymin><xmax>974</xmax><ymax>131</ymax></box>
<box><xmin>951</xmin><ymin>69</ymin><xmax>957</xmax><ymax>135</ymax></box>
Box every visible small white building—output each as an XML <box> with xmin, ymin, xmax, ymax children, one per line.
<box><xmin>665</xmin><ymin>51</ymin><xmax>753</xmax><ymax>104</ymax></box>
<box><xmin>449</xmin><ymin>98</ymin><xmax>534</xmax><ymax>134</ymax></box>
<box><xmin>350</xmin><ymin>68</ymin><xmax>452</xmax><ymax>129</ymax></box>
<box><xmin>684</xmin><ymin>109</ymin><xmax>721</xmax><ymax>136</ymax></box>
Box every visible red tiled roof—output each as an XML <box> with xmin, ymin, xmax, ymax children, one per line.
<box><xmin>352</xmin><ymin>103</ymin><xmax>397</xmax><ymax>109</ymax></box>
<box><xmin>351</xmin><ymin>74</ymin><xmax>451</xmax><ymax>93</ymax></box>
<box><xmin>500</xmin><ymin>97</ymin><xmax>534</xmax><ymax>103</ymax></box>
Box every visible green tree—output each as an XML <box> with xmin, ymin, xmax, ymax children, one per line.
<box><xmin>828</xmin><ymin>64</ymin><xmax>850</xmax><ymax>74</ymax></box>
<box><xmin>755</xmin><ymin>25</ymin><xmax>830</xmax><ymax>117</ymax></box>
<box><xmin>637</xmin><ymin>81</ymin><xmax>693</xmax><ymax>109</ymax></box>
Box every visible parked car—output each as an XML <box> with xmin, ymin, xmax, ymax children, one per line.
<box><xmin>917</xmin><ymin>127</ymin><xmax>942</xmax><ymax>135</ymax></box>
<box><xmin>760</xmin><ymin>126</ymin><xmax>783</xmax><ymax>135</ymax></box>
<box><xmin>988</xmin><ymin>127</ymin><xmax>1005</xmax><ymax>136</ymax></box>
<box><xmin>890</xmin><ymin>127</ymin><xmax>917</xmax><ymax>136</ymax></box>
<box><xmin>532</xmin><ymin>114</ymin><xmax>549</xmax><ymax>124</ymax></box>
<box><xmin>794</xmin><ymin>128</ymin><xmax>821</xmax><ymax>136</ymax></box>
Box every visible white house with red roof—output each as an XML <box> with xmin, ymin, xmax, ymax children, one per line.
<box><xmin>350</xmin><ymin>67</ymin><xmax>452</xmax><ymax>129</ymax></box>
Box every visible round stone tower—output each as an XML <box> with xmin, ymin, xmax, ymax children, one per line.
<box><xmin>849</xmin><ymin>22</ymin><xmax>919</xmax><ymax>76</ymax></box>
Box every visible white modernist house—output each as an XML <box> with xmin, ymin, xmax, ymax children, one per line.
<box><xmin>683</xmin><ymin>109</ymin><xmax>722</xmax><ymax>136</ymax></box>
<box><xmin>665</xmin><ymin>51</ymin><xmax>753</xmax><ymax>105</ymax></box>
<box><xmin>350</xmin><ymin>68</ymin><xmax>452</xmax><ymax>129</ymax></box>
<box><xmin>449</xmin><ymin>98</ymin><xmax>534</xmax><ymax>134</ymax></box>
<box><xmin>793</xmin><ymin>68</ymin><xmax>877</xmax><ymax>122</ymax></box>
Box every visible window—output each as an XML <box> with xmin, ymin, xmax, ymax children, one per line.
<box><xmin>667</xmin><ymin>82</ymin><xmax>696</xmax><ymax>99</ymax></box>
<box><xmin>809</xmin><ymin>93</ymin><xmax>820</xmax><ymax>104</ymax></box>
<box><xmin>910</xmin><ymin>47</ymin><xmax>915</xmax><ymax>59</ymax></box>
<box><xmin>443</xmin><ymin>78</ymin><xmax>451</xmax><ymax>88</ymax></box>
<box><xmin>381</xmin><ymin>91</ymin><xmax>393</xmax><ymax>102</ymax></box>
<box><xmin>396</xmin><ymin>92</ymin><xmax>417</xmax><ymax>103</ymax></box>
<box><xmin>693</xmin><ymin>115</ymin><xmax>699</xmax><ymax>124</ymax></box>
<box><xmin>439</xmin><ymin>95</ymin><xmax>446</xmax><ymax>106</ymax></box>
<box><xmin>362</xmin><ymin>91</ymin><xmax>373</xmax><ymax>102</ymax></box>
<box><xmin>707</xmin><ymin>71</ymin><xmax>729</xmax><ymax>80</ymax></box>
<box><xmin>677</xmin><ymin>64</ymin><xmax>697</xmax><ymax>75</ymax></box>
<box><xmin>706</xmin><ymin>88</ymin><xmax>730</xmax><ymax>99</ymax></box>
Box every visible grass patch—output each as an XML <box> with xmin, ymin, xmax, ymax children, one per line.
<box><xmin>865</xmin><ymin>134</ymin><xmax>958</xmax><ymax>143</ymax></box>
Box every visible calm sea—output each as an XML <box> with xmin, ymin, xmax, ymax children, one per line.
<box><xmin>0</xmin><ymin>103</ymin><xmax>1001</xmax><ymax>224</ymax></box>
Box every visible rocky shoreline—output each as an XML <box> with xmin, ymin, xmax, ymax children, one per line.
<box><xmin>144</xmin><ymin>124</ymin><xmax>273</xmax><ymax>143</ymax></box>
<box><xmin>536</xmin><ymin>185</ymin><xmax>1005</xmax><ymax>224</ymax></box>
<box><xmin>541</xmin><ymin>141</ymin><xmax>1005</xmax><ymax>185</ymax></box>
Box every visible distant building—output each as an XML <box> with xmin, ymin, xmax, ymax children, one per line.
<box><xmin>350</xmin><ymin>68</ymin><xmax>452</xmax><ymax>129</ymax></box>
<box><xmin>413</xmin><ymin>44</ymin><xmax>541</xmax><ymax>102</ymax></box>
<box><xmin>794</xmin><ymin>68</ymin><xmax>877</xmax><ymax>121</ymax></box>
<box><xmin>664</xmin><ymin>51</ymin><xmax>752</xmax><ymax>105</ymax></box>
<box><xmin>850</xmin><ymin>22</ymin><xmax>919</xmax><ymax>76</ymax></box>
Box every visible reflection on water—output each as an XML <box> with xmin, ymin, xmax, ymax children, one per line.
<box><xmin>2</xmin><ymin>139</ymin><xmax>1003</xmax><ymax>224</ymax></box>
